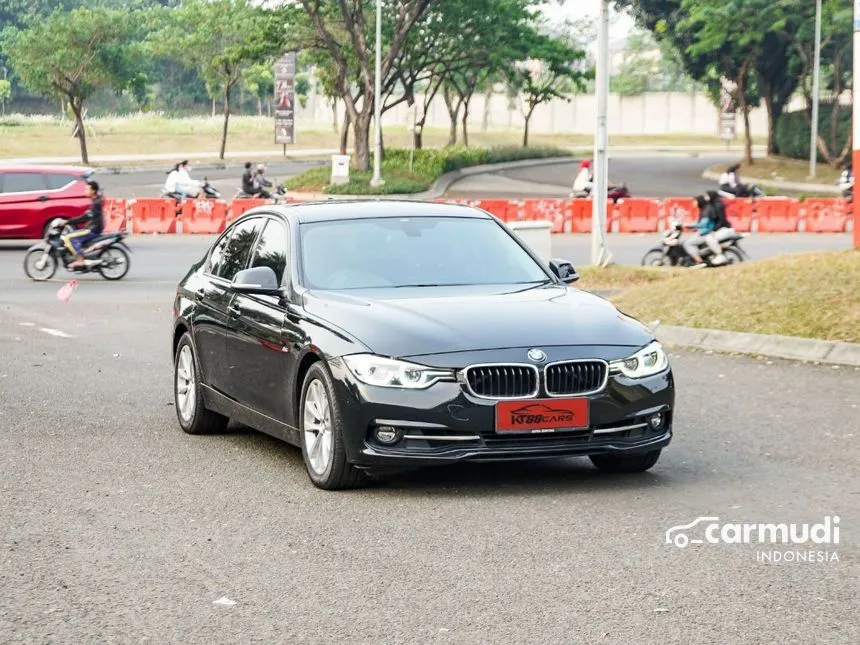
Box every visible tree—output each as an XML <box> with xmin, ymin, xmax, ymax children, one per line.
<box><xmin>243</xmin><ymin>62</ymin><xmax>275</xmax><ymax>116</ymax></box>
<box><xmin>150</xmin><ymin>0</ymin><xmax>288</xmax><ymax>159</ymax></box>
<box><xmin>300</xmin><ymin>0</ymin><xmax>433</xmax><ymax>171</ymax></box>
<box><xmin>0</xmin><ymin>79</ymin><xmax>10</xmax><ymax>116</ymax></box>
<box><xmin>507</xmin><ymin>33</ymin><xmax>588</xmax><ymax>146</ymax></box>
<box><xmin>2</xmin><ymin>7</ymin><xmax>149</xmax><ymax>162</ymax></box>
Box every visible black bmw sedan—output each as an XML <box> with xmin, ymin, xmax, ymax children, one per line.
<box><xmin>172</xmin><ymin>200</ymin><xmax>675</xmax><ymax>490</ymax></box>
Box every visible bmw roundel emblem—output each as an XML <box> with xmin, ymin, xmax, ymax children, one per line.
<box><xmin>527</xmin><ymin>348</ymin><xmax>547</xmax><ymax>362</ymax></box>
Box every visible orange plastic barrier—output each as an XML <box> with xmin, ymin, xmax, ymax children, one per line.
<box><xmin>755</xmin><ymin>198</ymin><xmax>800</xmax><ymax>232</ymax></box>
<box><xmin>724</xmin><ymin>198</ymin><xmax>755</xmax><ymax>233</ymax></box>
<box><xmin>523</xmin><ymin>199</ymin><xmax>569</xmax><ymax>233</ymax></box>
<box><xmin>181</xmin><ymin>199</ymin><xmax>228</xmax><ymax>234</ymax></box>
<box><xmin>615</xmin><ymin>198</ymin><xmax>661</xmax><ymax>233</ymax></box>
<box><xmin>474</xmin><ymin>199</ymin><xmax>516</xmax><ymax>221</ymax></box>
<box><xmin>662</xmin><ymin>198</ymin><xmax>699</xmax><ymax>228</ymax></box>
<box><xmin>802</xmin><ymin>199</ymin><xmax>849</xmax><ymax>233</ymax></box>
<box><xmin>102</xmin><ymin>199</ymin><xmax>127</xmax><ymax>233</ymax></box>
<box><xmin>227</xmin><ymin>198</ymin><xmax>269</xmax><ymax>224</ymax></box>
<box><xmin>566</xmin><ymin>199</ymin><xmax>613</xmax><ymax>233</ymax></box>
<box><xmin>130</xmin><ymin>198</ymin><xmax>177</xmax><ymax>234</ymax></box>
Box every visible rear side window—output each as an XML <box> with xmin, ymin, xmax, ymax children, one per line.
<box><xmin>44</xmin><ymin>174</ymin><xmax>80</xmax><ymax>190</ymax></box>
<box><xmin>1</xmin><ymin>173</ymin><xmax>47</xmax><ymax>193</ymax></box>
<box><xmin>216</xmin><ymin>217</ymin><xmax>265</xmax><ymax>282</ymax></box>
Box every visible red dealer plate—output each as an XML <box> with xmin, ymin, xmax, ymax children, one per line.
<box><xmin>495</xmin><ymin>398</ymin><xmax>590</xmax><ymax>434</ymax></box>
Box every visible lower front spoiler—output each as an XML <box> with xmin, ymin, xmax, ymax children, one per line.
<box><xmin>353</xmin><ymin>428</ymin><xmax>673</xmax><ymax>469</ymax></box>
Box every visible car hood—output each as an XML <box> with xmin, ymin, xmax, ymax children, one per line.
<box><xmin>301</xmin><ymin>284</ymin><xmax>654</xmax><ymax>358</ymax></box>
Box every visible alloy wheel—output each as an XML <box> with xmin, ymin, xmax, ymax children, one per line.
<box><xmin>303</xmin><ymin>379</ymin><xmax>333</xmax><ymax>475</ymax></box>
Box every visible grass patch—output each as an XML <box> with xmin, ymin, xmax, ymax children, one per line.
<box><xmin>285</xmin><ymin>144</ymin><xmax>574</xmax><ymax>195</ymax></box>
<box><xmin>709</xmin><ymin>156</ymin><xmax>842</xmax><ymax>186</ymax></box>
<box><xmin>603</xmin><ymin>250</ymin><xmax>860</xmax><ymax>343</ymax></box>
<box><xmin>576</xmin><ymin>264</ymin><xmax>683</xmax><ymax>290</ymax></box>
<box><xmin>0</xmin><ymin>112</ymin><xmax>764</xmax><ymax>163</ymax></box>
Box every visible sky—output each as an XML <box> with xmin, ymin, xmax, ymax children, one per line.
<box><xmin>539</xmin><ymin>1</ymin><xmax>637</xmax><ymax>48</ymax></box>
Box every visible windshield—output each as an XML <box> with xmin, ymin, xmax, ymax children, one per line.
<box><xmin>298</xmin><ymin>216</ymin><xmax>550</xmax><ymax>290</ymax></box>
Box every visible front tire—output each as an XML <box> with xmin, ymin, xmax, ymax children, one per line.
<box><xmin>589</xmin><ymin>449</ymin><xmax>662</xmax><ymax>474</ymax></box>
<box><xmin>300</xmin><ymin>362</ymin><xmax>368</xmax><ymax>490</ymax></box>
<box><xmin>23</xmin><ymin>248</ymin><xmax>57</xmax><ymax>281</ymax></box>
<box><xmin>174</xmin><ymin>333</ymin><xmax>229</xmax><ymax>435</ymax></box>
<box><xmin>641</xmin><ymin>249</ymin><xmax>668</xmax><ymax>267</ymax></box>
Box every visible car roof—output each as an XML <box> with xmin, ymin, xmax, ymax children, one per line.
<box><xmin>265</xmin><ymin>199</ymin><xmax>494</xmax><ymax>224</ymax></box>
<box><xmin>0</xmin><ymin>164</ymin><xmax>94</xmax><ymax>175</ymax></box>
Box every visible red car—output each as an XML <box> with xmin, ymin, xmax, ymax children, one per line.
<box><xmin>0</xmin><ymin>165</ymin><xmax>95</xmax><ymax>239</ymax></box>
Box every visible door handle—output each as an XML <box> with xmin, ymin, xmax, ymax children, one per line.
<box><xmin>227</xmin><ymin>305</ymin><xmax>241</xmax><ymax>317</ymax></box>
<box><xmin>38</xmin><ymin>196</ymin><xmax>49</xmax><ymax>202</ymax></box>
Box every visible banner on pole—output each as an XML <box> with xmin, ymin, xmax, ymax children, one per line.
<box><xmin>718</xmin><ymin>78</ymin><xmax>737</xmax><ymax>142</ymax></box>
<box><xmin>274</xmin><ymin>52</ymin><xmax>296</xmax><ymax>145</ymax></box>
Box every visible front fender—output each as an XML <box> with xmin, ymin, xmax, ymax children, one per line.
<box><xmin>26</xmin><ymin>242</ymin><xmax>50</xmax><ymax>253</ymax></box>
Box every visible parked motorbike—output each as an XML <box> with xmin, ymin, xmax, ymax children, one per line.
<box><xmin>23</xmin><ymin>218</ymin><xmax>131</xmax><ymax>281</ymax></box>
<box><xmin>640</xmin><ymin>218</ymin><xmax>750</xmax><ymax>267</ymax></box>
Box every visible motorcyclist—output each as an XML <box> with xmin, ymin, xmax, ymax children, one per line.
<box><xmin>572</xmin><ymin>159</ymin><xmax>593</xmax><ymax>195</ymax></box>
<box><xmin>253</xmin><ymin>163</ymin><xmax>273</xmax><ymax>199</ymax></box>
<box><xmin>241</xmin><ymin>162</ymin><xmax>259</xmax><ymax>196</ymax></box>
<box><xmin>63</xmin><ymin>180</ymin><xmax>104</xmax><ymax>269</ymax></box>
<box><xmin>683</xmin><ymin>193</ymin><xmax>727</xmax><ymax>267</ymax></box>
<box><xmin>838</xmin><ymin>162</ymin><xmax>853</xmax><ymax>201</ymax></box>
<box><xmin>164</xmin><ymin>160</ymin><xmax>202</xmax><ymax>198</ymax></box>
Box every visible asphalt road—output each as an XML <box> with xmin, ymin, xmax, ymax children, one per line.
<box><xmin>94</xmin><ymin>160</ymin><xmax>326</xmax><ymax>200</ymax></box>
<box><xmin>445</xmin><ymin>154</ymin><xmax>738</xmax><ymax>199</ymax></box>
<box><xmin>0</xmin><ymin>238</ymin><xmax>858</xmax><ymax>643</ymax></box>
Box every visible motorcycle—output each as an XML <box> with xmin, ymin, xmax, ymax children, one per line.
<box><xmin>233</xmin><ymin>184</ymin><xmax>287</xmax><ymax>203</ymax></box>
<box><xmin>23</xmin><ymin>218</ymin><xmax>131</xmax><ymax>281</ymax></box>
<box><xmin>640</xmin><ymin>218</ymin><xmax>750</xmax><ymax>268</ymax></box>
<box><xmin>161</xmin><ymin>177</ymin><xmax>221</xmax><ymax>202</ymax></box>
<box><xmin>572</xmin><ymin>182</ymin><xmax>631</xmax><ymax>203</ymax></box>
<box><xmin>838</xmin><ymin>169</ymin><xmax>853</xmax><ymax>204</ymax></box>
<box><xmin>717</xmin><ymin>183</ymin><xmax>765</xmax><ymax>199</ymax></box>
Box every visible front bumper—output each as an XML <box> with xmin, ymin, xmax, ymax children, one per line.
<box><xmin>329</xmin><ymin>357</ymin><xmax>675</xmax><ymax>469</ymax></box>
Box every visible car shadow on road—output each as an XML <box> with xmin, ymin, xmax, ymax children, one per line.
<box><xmin>219</xmin><ymin>422</ymin><xmax>677</xmax><ymax>498</ymax></box>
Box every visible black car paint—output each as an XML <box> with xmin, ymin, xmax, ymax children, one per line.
<box><xmin>173</xmin><ymin>201</ymin><xmax>674</xmax><ymax>470</ymax></box>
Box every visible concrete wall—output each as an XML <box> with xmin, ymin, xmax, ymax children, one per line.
<box><xmin>297</xmin><ymin>91</ymin><xmax>809</xmax><ymax>136</ymax></box>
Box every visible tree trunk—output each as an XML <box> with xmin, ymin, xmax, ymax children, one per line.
<box><xmin>339</xmin><ymin>108</ymin><xmax>351</xmax><ymax>155</ymax></box>
<box><xmin>413</xmin><ymin>126</ymin><xmax>423</xmax><ymax>150</ymax></box>
<box><xmin>735</xmin><ymin>64</ymin><xmax>753</xmax><ymax>166</ymax></box>
<box><xmin>220</xmin><ymin>86</ymin><xmax>232</xmax><ymax>160</ymax></box>
<box><xmin>443</xmin><ymin>86</ymin><xmax>459</xmax><ymax>146</ymax></box>
<box><xmin>352</xmin><ymin>111</ymin><xmax>372</xmax><ymax>171</ymax></box>
<box><xmin>482</xmin><ymin>87</ymin><xmax>492</xmax><ymax>131</ymax></box>
<box><xmin>211</xmin><ymin>97</ymin><xmax>216</xmax><ymax>118</ymax></box>
<box><xmin>70</xmin><ymin>97</ymin><xmax>88</xmax><ymax>164</ymax></box>
<box><xmin>257</xmin><ymin>96</ymin><xmax>263</xmax><ymax>117</ymax></box>
<box><xmin>461</xmin><ymin>107</ymin><xmax>469</xmax><ymax>147</ymax></box>
<box><xmin>762</xmin><ymin>92</ymin><xmax>777</xmax><ymax>157</ymax></box>
<box><xmin>523</xmin><ymin>104</ymin><xmax>537</xmax><ymax>147</ymax></box>
<box><xmin>331</xmin><ymin>97</ymin><xmax>338</xmax><ymax>133</ymax></box>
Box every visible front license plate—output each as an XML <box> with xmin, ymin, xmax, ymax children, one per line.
<box><xmin>495</xmin><ymin>398</ymin><xmax>590</xmax><ymax>433</ymax></box>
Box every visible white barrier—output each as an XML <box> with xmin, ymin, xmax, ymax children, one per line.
<box><xmin>508</xmin><ymin>220</ymin><xmax>553</xmax><ymax>264</ymax></box>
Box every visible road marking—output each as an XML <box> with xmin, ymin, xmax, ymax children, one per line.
<box><xmin>39</xmin><ymin>327</ymin><xmax>74</xmax><ymax>338</ymax></box>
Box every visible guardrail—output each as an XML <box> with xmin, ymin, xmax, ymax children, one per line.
<box><xmin>102</xmin><ymin>196</ymin><xmax>855</xmax><ymax>235</ymax></box>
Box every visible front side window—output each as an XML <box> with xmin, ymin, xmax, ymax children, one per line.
<box><xmin>249</xmin><ymin>219</ymin><xmax>289</xmax><ymax>285</ymax></box>
<box><xmin>299</xmin><ymin>216</ymin><xmax>549</xmax><ymax>290</ymax></box>
<box><xmin>217</xmin><ymin>217</ymin><xmax>264</xmax><ymax>282</ymax></box>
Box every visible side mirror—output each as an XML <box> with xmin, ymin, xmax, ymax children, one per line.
<box><xmin>232</xmin><ymin>266</ymin><xmax>281</xmax><ymax>295</ymax></box>
<box><xmin>549</xmin><ymin>258</ymin><xmax>579</xmax><ymax>284</ymax></box>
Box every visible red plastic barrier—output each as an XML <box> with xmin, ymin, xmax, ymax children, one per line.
<box><xmin>755</xmin><ymin>198</ymin><xmax>800</xmax><ymax>232</ymax></box>
<box><xmin>662</xmin><ymin>198</ymin><xmax>699</xmax><ymax>228</ymax></box>
<box><xmin>102</xmin><ymin>198</ymin><xmax>127</xmax><ymax>233</ymax></box>
<box><xmin>724</xmin><ymin>198</ymin><xmax>755</xmax><ymax>233</ymax></box>
<box><xmin>181</xmin><ymin>199</ymin><xmax>228</xmax><ymax>234</ymax></box>
<box><xmin>130</xmin><ymin>198</ymin><xmax>177</xmax><ymax>234</ymax></box>
<box><xmin>228</xmin><ymin>198</ymin><xmax>269</xmax><ymax>224</ymax></box>
<box><xmin>566</xmin><ymin>199</ymin><xmax>613</xmax><ymax>233</ymax></box>
<box><xmin>523</xmin><ymin>199</ymin><xmax>569</xmax><ymax>233</ymax></box>
<box><xmin>616</xmin><ymin>198</ymin><xmax>661</xmax><ymax>233</ymax></box>
<box><xmin>802</xmin><ymin>199</ymin><xmax>849</xmax><ymax>233</ymax></box>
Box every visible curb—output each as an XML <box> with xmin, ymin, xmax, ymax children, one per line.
<box><xmin>653</xmin><ymin>324</ymin><xmax>860</xmax><ymax>367</ymax></box>
<box><xmin>94</xmin><ymin>156</ymin><xmax>331</xmax><ymax>176</ymax></box>
<box><xmin>700</xmin><ymin>169</ymin><xmax>841</xmax><ymax>195</ymax></box>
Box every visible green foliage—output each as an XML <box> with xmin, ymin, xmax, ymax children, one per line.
<box><xmin>0</xmin><ymin>80</ymin><xmax>11</xmax><ymax>103</ymax></box>
<box><xmin>774</xmin><ymin>105</ymin><xmax>851</xmax><ymax>162</ymax></box>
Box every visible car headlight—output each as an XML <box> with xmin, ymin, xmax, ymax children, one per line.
<box><xmin>610</xmin><ymin>341</ymin><xmax>669</xmax><ymax>379</ymax></box>
<box><xmin>342</xmin><ymin>354</ymin><xmax>454</xmax><ymax>389</ymax></box>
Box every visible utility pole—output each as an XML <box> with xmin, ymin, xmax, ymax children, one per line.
<box><xmin>370</xmin><ymin>0</ymin><xmax>385</xmax><ymax>187</ymax></box>
<box><xmin>591</xmin><ymin>0</ymin><xmax>611</xmax><ymax>266</ymax></box>
<box><xmin>809</xmin><ymin>0</ymin><xmax>823</xmax><ymax>178</ymax></box>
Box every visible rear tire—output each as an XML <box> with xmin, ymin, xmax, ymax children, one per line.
<box><xmin>174</xmin><ymin>333</ymin><xmax>229</xmax><ymax>435</ymax></box>
<box><xmin>590</xmin><ymin>449</ymin><xmax>662</xmax><ymax>474</ymax></box>
<box><xmin>299</xmin><ymin>362</ymin><xmax>368</xmax><ymax>490</ymax></box>
<box><xmin>723</xmin><ymin>247</ymin><xmax>744</xmax><ymax>264</ymax></box>
<box><xmin>98</xmin><ymin>246</ymin><xmax>130</xmax><ymax>280</ymax></box>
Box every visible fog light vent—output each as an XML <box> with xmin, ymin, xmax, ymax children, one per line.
<box><xmin>375</xmin><ymin>426</ymin><xmax>401</xmax><ymax>445</ymax></box>
<box><xmin>648</xmin><ymin>413</ymin><xmax>664</xmax><ymax>431</ymax></box>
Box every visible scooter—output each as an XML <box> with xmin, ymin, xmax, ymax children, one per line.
<box><xmin>23</xmin><ymin>218</ymin><xmax>131</xmax><ymax>281</ymax></box>
<box><xmin>640</xmin><ymin>218</ymin><xmax>750</xmax><ymax>267</ymax></box>
<box><xmin>717</xmin><ymin>183</ymin><xmax>765</xmax><ymax>199</ymax></box>
<box><xmin>161</xmin><ymin>177</ymin><xmax>221</xmax><ymax>201</ymax></box>
<box><xmin>572</xmin><ymin>182</ymin><xmax>631</xmax><ymax>203</ymax></box>
<box><xmin>838</xmin><ymin>168</ymin><xmax>853</xmax><ymax>204</ymax></box>
<box><xmin>233</xmin><ymin>184</ymin><xmax>287</xmax><ymax>203</ymax></box>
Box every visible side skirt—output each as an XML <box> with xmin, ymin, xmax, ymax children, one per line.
<box><xmin>201</xmin><ymin>384</ymin><xmax>301</xmax><ymax>446</ymax></box>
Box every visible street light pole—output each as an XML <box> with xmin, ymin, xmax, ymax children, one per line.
<box><xmin>591</xmin><ymin>0</ymin><xmax>611</xmax><ymax>266</ymax></box>
<box><xmin>370</xmin><ymin>0</ymin><xmax>385</xmax><ymax>187</ymax></box>
<box><xmin>810</xmin><ymin>0</ymin><xmax>823</xmax><ymax>178</ymax></box>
